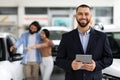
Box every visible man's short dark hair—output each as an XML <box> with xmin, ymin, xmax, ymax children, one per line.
<box><xmin>76</xmin><ymin>4</ymin><xmax>92</xmax><ymax>12</ymax></box>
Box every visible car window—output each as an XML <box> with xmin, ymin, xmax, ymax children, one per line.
<box><xmin>49</xmin><ymin>31</ymin><xmax>67</xmax><ymax>40</ymax></box>
<box><xmin>6</xmin><ymin>36</ymin><xmax>17</xmax><ymax>56</ymax></box>
<box><xmin>106</xmin><ymin>32</ymin><xmax>120</xmax><ymax>58</ymax></box>
<box><xmin>0</xmin><ymin>38</ymin><xmax>6</xmax><ymax>61</ymax></box>
<box><xmin>8</xmin><ymin>35</ymin><xmax>16</xmax><ymax>44</ymax></box>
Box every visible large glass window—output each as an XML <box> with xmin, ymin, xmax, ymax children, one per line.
<box><xmin>93</xmin><ymin>7</ymin><xmax>113</xmax><ymax>25</ymax></box>
<box><xmin>25</xmin><ymin>7</ymin><xmax>47</xmax><ymax>14</ymax></box>
<box><xmin>0</xmin><ymin>7</ymin><xmax>17</xmax><ymax>15</ymax></box>
<box><xmin>95</xmin><ymin>7</ymin><xmax>112</xmax><ymax>17</ymax></box>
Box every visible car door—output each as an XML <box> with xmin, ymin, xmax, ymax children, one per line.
<box><xmin>0</xmin><ymin>37</ymin><xmax>13</xmax><ymax>80</ymax></box>
<box><xmin>6</xmin><ymin>35</ymin><xmax>24</xmax><ymax>80</ymax></box>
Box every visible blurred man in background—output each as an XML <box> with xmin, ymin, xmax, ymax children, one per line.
<box><xmin>10</xmin><ymin>21</ymin><xmax>42</xmax><ymax>80</ymax></box>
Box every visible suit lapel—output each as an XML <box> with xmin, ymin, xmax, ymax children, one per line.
<box><xmin>86</xmin><ymin>28</ymin><xmax>99</xmax><ymax>54</ymax></box>
<box><xmin>72</xmin><ymin>29</ymin><xmax>84</xmax><ymax>54</ymax></box>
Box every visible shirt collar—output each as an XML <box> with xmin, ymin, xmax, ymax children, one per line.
<box><xmin>77</xmin><ymin>27</ymin><xmax>91</xmax><ymax>35</ymax></box>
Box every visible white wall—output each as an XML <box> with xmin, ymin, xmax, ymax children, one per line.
<box><xmin>113</xmin><ymin>0</ymin><xmax>120</xmax><ymax>26</ymax></box>
<box><xmin>0</xmin><ymin>0</ymin><xmax>114</xmax><ymax>7</ymax></box>
<box><xmin>1</xmin><ymin>0</ymin><xmax>120</xmax><ymax>35</ymax></box>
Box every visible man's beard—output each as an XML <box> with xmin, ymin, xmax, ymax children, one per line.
<box><xmin>29</xmin><ymin>30</ymin><xmax>37</xmax><ymax>34</ymax></box>
<box><xmin>77</xmin><ymin>19</ymin><xmax>90</xmax><ymax>28</ymax></box>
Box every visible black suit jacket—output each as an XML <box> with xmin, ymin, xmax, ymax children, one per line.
<box><xmin>56</xmin><ymin>28</ymin><xmax>113</xmax><ymax>80</ymax></box>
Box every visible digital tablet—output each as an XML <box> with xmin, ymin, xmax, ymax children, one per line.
<box><xmin>76</xmin><ymin>54</ymin><xmax>92</xmax><ymax>64</ymax></box>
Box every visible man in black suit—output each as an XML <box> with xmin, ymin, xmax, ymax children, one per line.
<box><xmin>55</xmin><ymin>4</ymin><xmax>113</xmax><ymax>80</ymax></box>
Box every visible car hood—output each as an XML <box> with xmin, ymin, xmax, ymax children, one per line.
<box><xmin>102</xmin><ymin>59</ymin><xmax>120</xmax><ymax>77</ymax></box>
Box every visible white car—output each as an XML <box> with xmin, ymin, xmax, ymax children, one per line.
<box><xmin>94</xmin><ymin>24</ymin><xmax>120</xmax><ymax>80</ymax></box>
<box><xmin>0</xmin><ymin>32</ymin><xmax>24</xmax><ymax>80</ymax></box>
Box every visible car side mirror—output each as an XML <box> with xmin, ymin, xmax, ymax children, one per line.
<box><xmin>9</xmin><ymin>53</ymin><xmax>23</xmax><ymax>62</ymax></box>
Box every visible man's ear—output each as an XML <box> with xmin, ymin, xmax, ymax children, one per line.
<box><xmin>90</xmin><ymin>14</ymin><xmax>92</xmax><ymax>19</ymax></box>
<box><xmin>74</xmin><ymin>14</ymin><xmax>76</xmax><ymax>18</ymax></box>
<box><xmin>89</xmin><ymin>15</ymin><xmax>94</xmax><ymax>26</ymax></box>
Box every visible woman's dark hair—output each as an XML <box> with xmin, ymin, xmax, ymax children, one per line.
<box><xmin>42</xmin><ymin>29</ymin><xmax>50</xmax><ymax>38</ymax></box>
<box><xmin>29</xmin><ymin>21</ymin><xmax>41</xmax><ymax>32</ymax></box>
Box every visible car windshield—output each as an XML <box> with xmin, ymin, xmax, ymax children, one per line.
<box><xmin>106</xmin><ymin>32</ymin><xmax>120</xmax><ymax>58</ymax></box>
<box><xmin>49</xmin><ymin>31</ymin><xmax>67</xmax><ymax>40</ymax></box>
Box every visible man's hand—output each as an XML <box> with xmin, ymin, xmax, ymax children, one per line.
<box><xmin>82</xmin><ymin>60</ymin><xmax>96</xmax><ymax>71</ymax></box>
<box><xmin>26</xmin><ymin>47</ymin><xmax>32</xmax><ymax>51</ymax></box>
<box><xmin>26</xmin><ymin>45</ymin><xmax>36</xmax><ymax>51</ymax></box>
<box><xmin>10</xmin><ymin>45</ymin><xmax>16</xmax><ymax>52</ymax></box>
<box><xmin>71</xmin><ymin>60</ymin><xmax>83</xmax><ymax>70</ymax></box>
